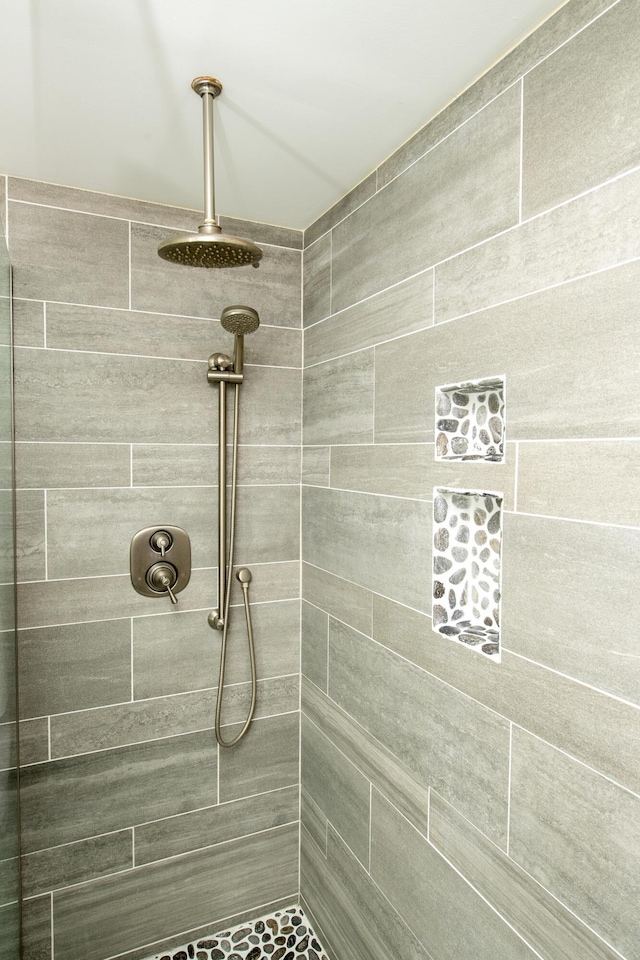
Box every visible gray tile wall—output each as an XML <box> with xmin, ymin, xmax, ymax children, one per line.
<box><xmin>6</xmin><ymin>179</ymin><xmax>303</xmax><ymax>959</ymax></box>
<box><xmin>300</xmin><ymin>2</ymin><xmax>640</xmax><ymax>959</ymax></box>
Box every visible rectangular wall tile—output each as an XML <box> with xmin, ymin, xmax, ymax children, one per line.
<box><xmin>21</xmin><ymin>894</ymin><xmax>51</xmax><ymax>960</ymax></box>
<box><xmin>331</xmin><ymin>86</ymin><xmax>521</xmax><ymax>312</ymax></box>
<box><xmin>132</xmin><ymin>444</ymin><xmax>300</xmax><ymax>488</ymax></box>
<box><xmin>303</xmin><ymin>233</ymin><xmax>331</xmax><ymax>327</ymax></box>
<box><xmin>373</xmin><ymin>593</ymin><xmax>640</xmax><ymax>799</ymax></box>
<box><xmin>134</xmin><ymin>599</ymin><xmax>300</xmax><ymax>699</ymax></box>
<box><xmin>329</xmin><ymin>618</ymin><xmax>510</xmax><ymax>844</ymax></box>
<box><xmin>523</xmin><ymin>0</ymin><xmax>640</xmax><ymax>218</ymax></box>
<box><xmin>510</xmin><ymin>727</ymin><xmax>640</xmax><ymax>960</ymax></box>
<box><xmin>9</xmin><ymin>202</ymin><xmax>129</xmax><ymax>307</ymax></box>
<box><xmin>303</xmin><ymin>350</ymin><xmax>374</xmax><ymax>445</ymax></box>
<box><xmin>430</xmin><ymin>791</ymin><xmax>622</xmax><ymax>960</ymax></box>
<box><xmin>16</xmin><ymin>442</ymin><xmax>130</xmax><ymax>489</ymax></box>
<box><xmin>302</xmin><ymin>446</ymin><xmax>330</xmax><ymax>486</ymax></box>
<box><xmin>18</xmin><ymin>620</ymin><xmax>131</xmax><ymax>719</ymax></box>
<box><xmin>302</xmin><ymin>714</ymin><xmax>370</xmax><ymax>866</ymax></box>
<box><xmin>301</xmin><ymin>823</ymin><xmax>431</xmax><ymax>960</ymax></box>
<box><xmin>302</xmin><ymin>562</ymin><xmax>372</xmax><ymax>635</ymax></box>
<box><xmin>301</xmin><ymin>786</ymin><xmax>327</xmax><ymax>856</ymax></box>
<box><xmin>218</xmin><ymin>713</ymin><xmax>299</xmax><ymax>803</ymax></box>
<box><xmin>370</xmin><ymin>790</ymin><xmax>537</xmax><ymax>960</ymax></box>
<box><xmin>304</xmin><ymin>173</ymin><xmax>376</xmax><ymax>248</ymax></box>
<box><xmin>131</xmin><ymin>222</ymin><xmax>301</xmax><ymax>328</ymax></box>
<box><xmin>303</xmin><ymin>678</ymin><xmax>429</xmax><ymax>834</ymax></box>
<box><xmin>517</xmin><ymin>440</ymin><xmax>640</xmax><ymax>525</ymax></box>
<box><xmin>304</xmin><ymin>268</ymin><xmax>433</xmax><ymax>367</ymax></box>
<box><xmin>22</xmin><ymin>830</ymin><xmax>133</xmax><ymax>898</ymax></box>
<box><xmin>20</xmin><ymin>731</ymin><xmax>218</xmax><ymax>853</ymax></box>
<box><xmin>53</xmin><ymin>824</ymin><xmax>298</xmax><ymax>960</ymax></box>
<box><xmin>0</xmin><ymin>904</ymin><xmax>20</xmax><ymax>960</ymax></box>
<box><xmin>134</xmin><ymin>786</ymin><xmax>298</xmax><ymax>865</ymax></box>
<box><xmin>50</xmin><ymin>677</ymin><xmax>298</xmax><ymax>757</ymax></box>
<box><xmin>504</xmin><ymin>513</ymin><xmax>640</xmax><ymax>706</ymax></box>
<box><xmin>301</xmin><ymin>600</ymin><xmax>328</xmax><ymax>691</ymax></box>
<box><xmin>19</xmin><ymin>718</ymin><xmax>49</xmax><ymax>765</ymax></box>
<box><xmin>12</xmin><ymin>299</ymin><xmax>44</xmax><ymax>348</ymax></box>
<box><xmin>15</xmin><ymin>489</ymin><xmax>45</xmax><ymax>582</ymax></box>
<box><xmin>302</xmin><ymin>487</ymin><xmax>431</xmax><ymax>612</ymax></box>
<box><xmin>435</xmin><ymin>165</ymin><xmax>640</xmax><ymax>323</ymax></box>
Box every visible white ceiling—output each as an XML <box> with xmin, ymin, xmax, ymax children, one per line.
<box><xmin>1</xmin><ymin>0</ymin><xmax>566</xmax><ymax>230</ymax></box>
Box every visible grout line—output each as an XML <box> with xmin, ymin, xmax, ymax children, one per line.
<box><xmin>50</xmin><ymin>892</ymin><xmax>55</xmax><ymax>960</ymax></box>
<box><xmin>518</xmin><ymin>78</ymin><xmax>524</xmax><ymax>223</ymax></box>
<box><xmin>131</xmin><ymin>826</ymin><xmax>136</xmax><ymax>869</ymax></box>
<box><xmin>13</xmin><ymin>342</ymin><xmax>299</xmax><ymax>370</ymax></box>
<box><xmin>506</xmin><ymin>721</ymin><xmax>513</xmax><ymax>855</ymax></box>
<box><xmin>368</xmin><ymin>781</ymin><xmax>373</xmax><ymax>873</ymax></box>
<box><xmin>43</xmin><ymin>489</ymin><xmax>48</xmax><ymax>580</ymax></box>
<box><xmin>127</xmin><ymin>221</ymin><xmax>132</xmax><ymax>310</ymax></box>
<box><xmin>130</xmin><ymin>619</ymin><xmax>134</xmax><ymax>702</ymax></box>
<box><xmin>427</xmin><ymin>785</ymin><xmax>431</xmax><ymax>841</ymax></box>
<box><xmin>43</xmin><ymin>301</ymin><xmax>47</xmax><ymax>348</ymax></box>
<box><xmin>513</xmin><ymin>440</ymin><xmax>520</xmax><ymax>511</ymax></box>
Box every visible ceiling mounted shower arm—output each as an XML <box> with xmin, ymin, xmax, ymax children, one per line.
<box><xmin>192</xmin><ymin>77</ymin><xmax>223</xmax><ymax>227</ymax></box>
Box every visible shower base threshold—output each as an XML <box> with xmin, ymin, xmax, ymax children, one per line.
<box><xmin>145</xmin><ymin>903</ymin><xmax>329</xmax><ymax>960</ymax></box>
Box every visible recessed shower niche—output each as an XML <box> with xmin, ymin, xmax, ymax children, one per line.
<box><xmin>432</xmin><ymin>487</ymin><xmax>503</xmax><ymax>660</ymax></box>
<box><xmin>435</xmin><ymin>376</ymin><xmax>505</xmax><ymax>462</ymax></box>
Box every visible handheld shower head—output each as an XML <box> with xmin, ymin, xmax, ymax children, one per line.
<box><xmin>220</xmin><ymin>305</ymin><xmax>260</xmax><ymax>336</ymax></box>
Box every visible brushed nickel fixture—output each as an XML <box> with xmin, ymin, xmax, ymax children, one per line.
<box><xmin>130</xmin><ymin>526</ymin><xmax>191</xmax><ymax>604</ymax></box>
<box><xmin>207</xmin><ymin>306</ymin><xmax>261</xmax><ymax>747</ymax></box>
<box><xmin>158</xmin><ymin>77</ymin><xmax>263</xmax><ymax>269</ymax></box>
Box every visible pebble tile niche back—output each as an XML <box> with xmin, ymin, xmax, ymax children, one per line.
<box><xmin>435</xmin><ymin>376</ymin><xmax>505</xmax><ymax>461</ymax></box>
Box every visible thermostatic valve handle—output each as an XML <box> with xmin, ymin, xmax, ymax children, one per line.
<box><xmin>150</xmin><ymin>530</ymin><xmax>172</xmax><ymax>558</ymax></box>
<box><xmin>147</xmin><ymin>562</ymin><xmax>179</xmax><ymax>605</ymax></box>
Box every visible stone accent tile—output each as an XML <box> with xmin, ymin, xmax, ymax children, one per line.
<box><xmin>302</xmin><ymin>446</ymin><xmax>330</xmax><ymax>487</ymax></box>
<box><xmin>134</xmin><ymin>599</ymin><xmax>300</xmax><ymax>699</ymax></box>
<box><xmin>19</xmin><ymin>718</ymin><xmax>49</xmax><ymax>766</ymax></box>
<box><xmin>303</xmin><ymin>233</ymin><xmax>331</xmax><ymax>327</ymax></box>
<box><xmin>373</xmin><ymin>593</ymin><xmax>640</xmax><ymax>799</ymax></box>
<box><xmin>16</xmin><ymin>561</ymin><xmax>300</xmax><ymax>630</ymax></box>
<box><xmin>45</xmin><ymin>483</ymin><xmax>299</xmax><ymax>578</ymax></box>
<box><xmin>523</xmin><ymin>0</ymin><xmax>640</xmax><ymax>218</ymax></box>
<box><xmin>12</xmin><ymin>299</ymin><xmax>44</xmax><ymax>348</ymax></box>
<box><xmin>134</xmin><ymin>786</ymin><xmax>298</xmax><ymax>865</ymax></box>
<box><xmin>16</xmin><ymin>442</ymin><xmax>130</xmax><ymax>489</ymax></box>
<box><xmin>9</xmin><ymin>202</ymin><xmax>129</xmax><ymax>307</ymax></box>
<box><xmin>302</xmin><ymin>562</ymin><xmax>372</xmax><ymax>636</ymax></box>
<box><xmin>52</xmin><ymin>824</ymin><xmax>298</xmax><ymax>960</ymax></box>
<box><xmin>435</xmin><ymin>165</ymin><xmax>640</xmax><ymax>323</ymax></box>
<box><xmin>376</xmin><ymin>0</ymin><xmax>617</xmax><ymax>188</ymax></box>
<box><xmin>15</xmin><ymin>489</ymin><xmax>45</xmax><ymax>583</ymax></box>
<box><xmin>510</xmin><ymin>727</ymin><xmax>640</xmax><ymax>960</ymax></box>
<box><xmin>329</xmin><ymin>619</ymin><xmax>510</xmax><ymax>844</ymax></box>
<box><xmin>218</xmin><ymin>713</ymin><xmax>299</xmax><ymax>802</ymax></box>
<box><xmin>45</xmin><ymin>302</ymin><xmax>301</xmax><ymax>368</ymax></box>
<box><xmin>302</xmin><ymin>714</ymin><xmax>370</xmax><ymax>866</ymax></box>
<box><xmin>304</xmin><ymin>173</ymin><xmax>376</xmax><ymax>248</ymax></box>
<box><xmin>303</xmin><ymin>350</ymin><xmax>374</xmax><ymax>445</ymax></box>
<box><xmin>131</xmin><ymin>222</ymin><xmax>301</xmax><ymax>329</ymax></box>
<box><xmin>50</xmin><ymin>676</ymin><xmax>298</xmax><ymax>758</ymax></box>
<box><xmin>304</xmin><ymin>268</ymin><xmax>433</xmax><ymax>367</ymax></box>
<box><xmin>22</xmin><ymin>830</ymin><xmax>133</xmax><ymax>899</ymax></box>
<box><xmin>517</xmin><ymin>439</ymin><xmax>640</xmax><ymax>525</ymax></box>
<box><xmin>430</xmin><ymin>791</ymin><xmax>623</xmax><ymax>960</ymax></box>
<box><xmin>20</xmin><ymin>730</ymin><xmax>218</xmax><ymax>853</ymax></box>
<box><xmin>21</xmin><ymin>894</ymin><xmax>51</xmax><ymax>960</ymax></box>
<box><xmin>330</xmin><ymin>442</ymin><xmax>516</xmax><ymax>508</ymax></box>
<box><xmin>303</xmin><ymin>678</ymin><xmax>429</xmax><ymax>835</ymax></box>
<box><xmin>8</xmin><ymin>177</ymin><xmax>203</xmax><ymax>231</ymax></box>
<box><xmin>331</xmin><ymin>86</ymin><xmax>521</xmax><ymax>313</ymax></box>
<box><xmin>302</xmin><ymin>487</ymin><xmax>431</xmax><ymax>613</ymax></box>
<box><xmin>378</xmin><ymin>259</ymin><xmax>640</xmax><ymax>442</ymax></box>
<box><xmin>18</xmin><ymin>620</ymin><xmax>131</xmax><ymax>719</ymax></box>
<box><xmin>301</xmin><ymin>786</ymin><xmax>327</xmax><ymax>856</ymax></box>
<box><xmin>301</xmin><ymin>823</ymin><xmax>431</xmax><ymax>960</ymax></box>
<box><xmin>132</xmin><ymin>444</ymin><xmax>300</xmax><ymax>488</ymax></box>
<box><xmin>504</xmin><ymin>514</ymin><xmax>640</xmax><ymax>707</ymax></box>
<box><xmin>370</xmin><ymin>790</ymin><xmax>537</xmax><ymax>960</ymax></box>
<box><xmin>301</xmin><ymin>600</ymin><xmax>328</xmax><ymax>692</ymax></box>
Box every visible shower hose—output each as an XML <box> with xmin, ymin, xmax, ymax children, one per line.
<box><xmin>214</xmin><ymin>382</ymin><xmax>258</xmax><ymax>748</ymax></box>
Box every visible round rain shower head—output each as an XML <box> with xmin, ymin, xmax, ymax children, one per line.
<box><xmin>158</xmin><ymin>224</ymin><xmax>263</xmax><ymax>269</ymax></box>
<box><xmin>220</xmin><ymin>305</ymin><xmax>260</xmax><ymax>335</ymax></box>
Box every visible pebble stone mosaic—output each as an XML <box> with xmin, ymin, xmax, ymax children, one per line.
<box><xmin>432</xmin><ymin>487</ymin><xmax>503</xmax><ymax>661</ymax></box>
<box><xmin>435</xmin><ymin>377</ymin><xmax>505</xmax><ymax>462</ymax></box>
<box><xmin>146</xmin><ymin>905</ymin><xmax>329</xmax><ymax>960</ymax></box>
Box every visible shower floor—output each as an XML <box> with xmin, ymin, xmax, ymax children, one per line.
<box><xmin>145</xmin><ymin>904</ymin><xmax>329</xmax><ymax>960</ymax></box>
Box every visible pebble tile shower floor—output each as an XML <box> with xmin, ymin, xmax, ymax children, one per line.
<box><xmin>147</xmin><ymin>905</ymin><xmax>329</xmax><ymax>960</ymax></box>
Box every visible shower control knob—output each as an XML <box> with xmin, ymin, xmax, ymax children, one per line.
<box><xmin>147</xmin><ymin>562</ymin><xmax>179</xmax><ymax>604</ymax></box>
<box><xmin>150</xmin><ymin>530</ymin><xmax>172</xmax><ymax>557</ymax></box>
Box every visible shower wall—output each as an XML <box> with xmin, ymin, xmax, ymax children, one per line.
<box><xmin>6</xmin><ymin>178</ymin><xmax>303</xmax><ymax>960</ymax></box>
<box><xmin>300</xmin><ymin>1</ymin><xmax>640</xmax><ymax>958</ymax></box>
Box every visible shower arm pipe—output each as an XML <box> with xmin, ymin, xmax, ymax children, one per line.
<box><xmin>202</xmin><ymin>88</ymin><xmax>215</xmax><ymax>224</ymax></box>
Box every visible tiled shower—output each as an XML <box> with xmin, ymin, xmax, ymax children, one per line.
<box><xmin>2</xmin><ymin>0</ymin><xmax>640</xmax><ymax>958</ymax></box>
